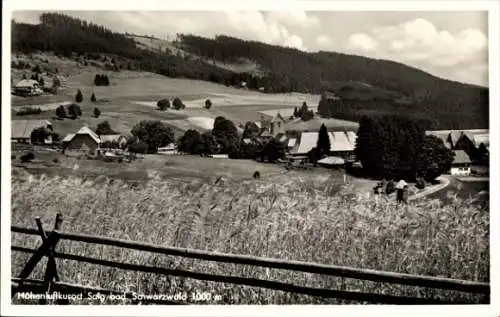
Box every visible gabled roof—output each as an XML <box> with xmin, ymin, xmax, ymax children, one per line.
<box><xmin>75</xmin><ymin>126</ymin><xmax>101</xmax><ymax>143</ymax></box>
<box><xmin>295</xmin><ymin>132</ymin><xmax>318</xmax><ymax>154</ymax></box>
<box><xmin>100</xmin><ymin>134</ymin><xmax>125</xmax><ymax>143</ymax></box>
<box><xmin>272</xmin><ymin>113</ymin><xmax>286</xmax><ymax>123</ymax></box>
<box><xmin>473</xmin><ymin>133</ymin><xmax>489</xmax><ymax>147</ymax></box>
<box><xmin>15</xmin><ymin>79</ymin><xmax>39</xmax><ymax>88</ymax></box>
<box><xmin>449</xmin><ymin>131</ymin><xmax>462</xmax><ymax>147</ymax></box>
<box><xmin>453</xmin><ymin>150</ymin><xmax>471</xmax><ymax>164</ymax></box>
<box><xmin>11</xmin><ymin>120</ymin><xmax>52</xmax><ymax>139</ymax></box>
<box><xmin>346</xmin><ymin>131</ymin><xmax>357</xmax><ymax>145</ymax></box>
<box><xmin>62</xmin><ymin>133</ymin><xmax>75</xmax><ymax>142</ymax></box>
<box><xmin>287</xmin><ymin>138</ymin><xmax>297</xmax><ymax>147</ymax></box>
<box><xmin>260</xmin><ymin>130</ymin><xmax>273</xmax><ymax>138</ymax></box>
<box><xmin>242</xmin><ymin>138</ymin><xmax>252</xmax><ymax>144</ymax></box>
<box><xmin>330</xmin><ymin>131</ymin><xmax>354</xmax><ymax>152</ymax></box>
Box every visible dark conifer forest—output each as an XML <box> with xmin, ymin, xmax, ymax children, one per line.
<box><xmin>11</xmin><ymin>13</ymin><xmax>489</xmax><ymax>129</ymax></box>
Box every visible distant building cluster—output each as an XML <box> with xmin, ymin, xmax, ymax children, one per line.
<box><xmin>426</xmin><ymin>129</ymin><xmax>489</xmax><ymax>176</ymax></box>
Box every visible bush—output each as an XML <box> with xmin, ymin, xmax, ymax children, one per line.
<box><xmin>56</xmin><ymin>105</ymin><xmax>66</xmax><ymax>119</ymax></box>
<box><xmin>94</xmin><ymin>74</ymin><xmax>110</xmax><ymax>86</ymax></box>
<box><xmin>95</xmin><ymin>121</ymin><xmax>116</xmax><ymax>135</ymax></box>
<box><xmin>94</xmin><ymin>107</ymin><xmax>101</xmax><ymax>118</ymax></box>
<box><xmin>67</xmin><ymin>103</ymin><xmax>82</xmax><ymax>119</ymax></box>
<box><xmin>416</xmin><ymin>178</ymin><xmax>426</xmax><ymax>190</ymax></box>
<box><xmin>157</xmin><ymin>98</ymin><xmax>170</xmax><ymax>111</ymax></box>
<box><xmin>20</xmin><ymin>152</ymin><xmax>35</xmax><ymax>163</ymax></box>
<box><xmin>385</xmin><ymin>181</ymin><xmax>395</xmax><ymax>195</ymax></box>
<box><xmin>11</xmin><ymin>155</ymin><xmax>16</xmax><ymax>160</ymax></box>
<box><xmin>172</xmin><ymin>97</ymin><xmax>185</xmax><ymax>110</ymax></box>
<box><xmin>52</xmin><ymin>158</ymin><xmax>59</xmax><ymax>163</ymax></box>
<box><xmin>75</xmin><ymin>89</ymin><xmax>83</xmax><ymax>103</ymax></box>
<box><xmin>128</xmin><ymin>141</ymin><xmax>148</xmax><ymax>154</ymax></box>
<box><xmin>205</xmin><ymin>99</ymin><xmax>212</xmax><ymax>109</ymax></box>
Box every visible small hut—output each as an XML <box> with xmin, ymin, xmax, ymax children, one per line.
<box><xmin>395</xmin><ymin>180</ymin><xmax>409</xmax><ymax>203</ymax></box>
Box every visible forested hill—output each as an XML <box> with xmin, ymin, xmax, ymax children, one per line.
<box><xmin>11</xmin><ymin>13</ymin><xmax>488</xmax><ymax>129</ymax></box>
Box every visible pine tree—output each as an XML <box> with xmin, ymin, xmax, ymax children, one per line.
<box><xmin>94</xmin><ymin>107</ymin><xmax>101</xmax><ymax>118</ymax></box>
<box><xmin>316</xmin><ymin>124</ymin><xmax>330</xmax><ymax>156</ymax></box>
<box><xmin>75</xmin><ymin>89</ymin><xmax>83</xmax><ymax>103</ymax></box>
<box><xmin>91</xmin><ymin>93</ymin><xmax>97</xmax><ymax>102</ymax></box>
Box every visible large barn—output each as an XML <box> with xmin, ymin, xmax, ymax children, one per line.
<box><xmin>11</xmin><ymin>120</ymin><xmax>53</xmax><ymax>144</ymax></box>
<box><xmin>290</xmin><ymin>131</ymin><xmax>357</xmax><ymax>159</ymax></box>
<box><xmin>13</xmin><ymin>79</ymin><xmax>43</xmax><ymax>96</ymax></box>
<box><xmin>63</xmin><ymin>126</ymin><xmax>101</xmax><ymax>157</ymax></box>
<box><xmin>426</xmin><ymin>129</ymin><xmax>489</xmax><ymax>162</ymax></box>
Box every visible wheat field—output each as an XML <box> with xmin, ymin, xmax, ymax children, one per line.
<box><xmin>10</xmin><ymin>170</ymin><xmax>489</xmax><ymax>304</ymax></box>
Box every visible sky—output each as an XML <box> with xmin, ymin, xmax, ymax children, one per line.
<box><xmin>12</xmin><ymin>10</ymin><xmax>489</xmax><ymax>87</ymax></box>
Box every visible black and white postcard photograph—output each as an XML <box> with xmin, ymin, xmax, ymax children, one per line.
<box><xmin>1</xmin><ymin>0</ymin><xmax>499</xmax><ymax>316</ymax></box>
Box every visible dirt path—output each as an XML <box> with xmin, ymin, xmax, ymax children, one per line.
<box><xmin>409</xmin><ymin>175</ymin><xmax>451</xmax><ymax>201</ymax></box>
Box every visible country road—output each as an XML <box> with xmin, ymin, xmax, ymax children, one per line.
<box><xmin>409</xmin><ymin>175</ymin><xmax>451</xmax><ymax>201</ymax></box>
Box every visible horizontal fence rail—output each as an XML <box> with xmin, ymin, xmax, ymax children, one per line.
<box><xmin>10</xmin><ymin>215</ymin><xmax>490</xmax><ymax>305</ymax></box>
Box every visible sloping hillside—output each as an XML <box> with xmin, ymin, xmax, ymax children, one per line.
<box><xmin>11</xmin><ymin>13</ymin><xmax>488</xmax><ymax>129</ymax></box>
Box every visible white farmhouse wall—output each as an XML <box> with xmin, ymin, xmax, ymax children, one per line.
<box><xmin>451</xmin><ymin>167</ymin><xmax>471</xmax><ymax>176</ymax></box>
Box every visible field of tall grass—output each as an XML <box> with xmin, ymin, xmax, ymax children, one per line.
<box><xmin>11</xmin><ymin>170</ymin><xmax>489</xmax><ymax>304</ymax></box>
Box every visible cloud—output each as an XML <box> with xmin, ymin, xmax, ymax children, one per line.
<box><xmin>345</xmin><ymin>18</ymin><xmax>488</xmax><ymax>85</ymax></box>
<box><xmin>347</xmin><ymin>33</ymin><xmax>378</xmax><ymax>51</ymax></box>
<box><xmin>266</xmin><ymin>10</ymin><xmax>320</xmax><ymax>29</ymax></box>
<box><xmin>315</xmin><ymin>34</ymin><xmax>332</xmax><ymax>48</ymax></box>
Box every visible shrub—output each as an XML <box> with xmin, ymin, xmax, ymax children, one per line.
<box><xmin>205</xmin><ymin>99</ymin><xmax>212</xmax><ymax>109</ymax></box>
<box><xmin>131</xmin><ymin>121</ymin><xmax>175</xmax><ymax>153</ymax></box>
<box><xmin>385</xmin><ymin>181</ymin><xmax>396</xmax><ymax>195</ymax></box>
<box><xmin>52</xmin><ymin>158</ymin><xmax>59</xmax><ymax>163</ymax></box>
<box><xmin>75</xmin><ymin>89</ymin><xmax>83</xmax><ymax>103</ymax></box>
<box><xmin>157</xmin><ymin>98</ymin><xmax>170</xmax><ymax>111</ymax></box>
<box><xmin>91</xmin><ymin>93</ymin><xmax>97</xmax><ymax>102</ymax></box>
<box><xmin>416</xmin><ymin>178</ymin><xmax>426</xmax><ymax>190</ymax></box>
<box><xmin>56</xmin><ymin>105</ymin><xmax>66</xmax><ymax>119</ymax></box>
<box><xmin>128</xmin><ymin>141</ymin><xmax>148</xmax><ymax>154</ymax></box>
<box><xmin>94</xmin><ymin>74</ymin><xmax>110</xmax><ymax>86</ymax></box>
<box><xmin>95</xmin><ymin>121</ymin><xmax>116</xmax><ymax>135</ymax></box>
<box><xmin>20</xmin><ymin>152</ymin><xmax>35</xmax><ymax>163</ymax></box>
<box><xmin>94</xmin><ymin>107</ymin><xmax>101</xmax><ymax>118</ymax></box>
<box><xmin>172</xmin><ymin>97</ymin><xmax>185</xmax><ymax>110</ymax></box>
<box><xmin>11</xmin><ymin>155</ymin><xmax>16</xmax><ymax>160</ymax></box>
<box><xmin>67</xmin><ymin>103</ymin><xmax>82</xmax><ymax>119</ymax></box>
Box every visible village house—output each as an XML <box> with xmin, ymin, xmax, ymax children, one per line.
<box><xmin>100</xmin><ymin>134</ymin><xmax>128</xmax><ymax>149</ymax></box>
<box><xmin>62</xmin><ymin>126</ymin><xmax>101</xmax><ymax>157</ymax></box>
<box><xmin>257</xmin><ymin>113</ymin><xmax>287</xmax><ymax>139</ymax></box>
<box><xmin>11</xmin><ymin>120</ymin><xmax>53</xmax><ymax>144</ymax></box>
<box><xmin>13</xmin><ymin>79</ymin><xmax>43</xmax><ymax>97</ymax></box>
<box><xmin>291</xmin><ymin>130</ymin><xmax>357</xmax><ymax>158</ymax></box>
<box><xmin>450</xmin><ymin>150</ymin><xmax>472</xmax><ymax>176</ymax></box>
<box><xmin>426</xmin><ymin>129</ymin><xmax>489</xmax><ymax>163</ymax></box>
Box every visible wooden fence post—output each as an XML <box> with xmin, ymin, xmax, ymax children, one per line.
<box><xmin>11</xmin><ymin>214</ymin><xmax>67</xmax><ymax>305</ymax></box>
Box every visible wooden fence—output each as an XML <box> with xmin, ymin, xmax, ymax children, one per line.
<box><xmin>11</xmin><ymin>213</ymin><xmax>490</xmax><ymax>305</ymax></box>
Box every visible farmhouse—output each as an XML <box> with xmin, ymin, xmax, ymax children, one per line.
<box><xmin>291</xmin><ymin>131</ymin><xmax>357</xmax><ymax>159</ymax></box>
<box><xmin>13</xmin><ymin>79</ymin><xmax>43</xmax><ymax>96</ymax></box>
<box><xmin>100</xmin><ymin>134</ymin><xmax>127</xmax><ymax>148</ymax></box>
<box><xmin>11</xmin><ymin>120</ymin><xmax>53</xmax><ymax>144</ymax></box>
<box><xmin>450</xmin><ymin>150</ymin><xmax>472</xmax><ymax>176</ymax></box>
<box><xmin>62</xmin><ymin>126</ymin><xmax>101</xmax><ymax>157</ymax></box>
<box><xmin>258</xmin><ymin>113</ymin><xmax>287</xmax><ymax>138</ymax></box>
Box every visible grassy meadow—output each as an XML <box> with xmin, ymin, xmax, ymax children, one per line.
<box><xmin>11</xmin><ymin>171</ymin><xmax>489</xmax><ymax>304</ymax></box>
